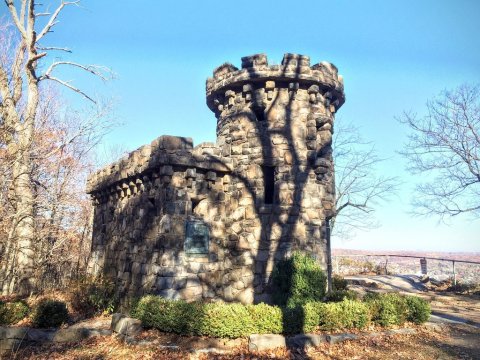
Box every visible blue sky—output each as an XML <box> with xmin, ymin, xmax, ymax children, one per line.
<box><xmin>2</xmin><ymin>0</ymin><xmax>479</xmax><ymax>252</ymax></box>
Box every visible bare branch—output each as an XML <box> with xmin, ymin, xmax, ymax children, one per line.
<box><xmin>42</xmin><ymin>75</ymin><xmax>96</xmax><ymax>103</ymax></box>
<box><xmin>399</xmin><ymin>83</ymin><xmax>480</xmax><ymax>219</ymax></box>
<box><xmin>37</xmin><ymin>46</ymin><xmax>71</xmax><ymax>53</ymax></box>
<box><xmin>331</xmin><ymin>119</ymin><xmax>400</xmax><ymax>238</ymax></box>
<box><xmin>40</xmin><ymin>61</ymin><xmax>112</xmax><ymax>81</ymax></box>
<box><xmin>36</xmin><ymin>0</ymin><xmax>80</xmax><ymax>41</ymax></box>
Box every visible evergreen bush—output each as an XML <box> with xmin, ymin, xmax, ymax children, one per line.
<box><xmin>32</xmin><ymin>299</ymin><xmax>69</xmax><ymax>328</ymax></box>
<box><xmin>132</xmin><ymin>295</ymin><xmax>202</xmax><ymax>334</ymax></box>
<box><xmin>319</xmin><ymin>299</ymin><xmax>370</xmax><ymax>330</ymax></box>
<box><xmin>132</xmin><ymin>292</ymin><xmax>430</xmax><ymax>338</ymax></box>
<box><xmin>405</xmin><ymin>295</ymin><xmax>431</xmax><ymax>324</ymax></box>
<box><xmin>271</xmin><ymin>251</ymin><xmax>327</xmax><ymax>307</ymax></box>
<box><xmin>365</xmin><ymin>292</ymin><xmax>409</xmax><ymax>326</ymax></box>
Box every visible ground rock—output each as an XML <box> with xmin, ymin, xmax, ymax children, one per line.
<box><xmin>287</xmin><ymin>333</ymin><xmax>326</xmax><ymax>348</ymax></box>
<box><xmin>249</xmin><ymin>334</ymin><xmax>286</xmax><ymax>351</ymax></box>
<box><xmin>326</xmin><ymin>333</ymin><xmax>358</xmax><ymax>344</ymax></box>
<box><xmin>111</xmin><ymin>314</ymin><xmax>142</xmax><ymax>337</ymax></box>
<box><xmin>53</xmin><ymin>328</ymin><xmax>91</xmax><ymax>343</ymax></box>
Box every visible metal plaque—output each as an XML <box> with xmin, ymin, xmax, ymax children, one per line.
<box><xmin>185</xmin><ymin>220</ymin><xmax>209</xmax><ymax>255</ymax></box>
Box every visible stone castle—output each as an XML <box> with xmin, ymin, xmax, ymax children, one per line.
<box><xmin>87</xmin><ymin>53</ymin><xmax>345</xmax><ymax>303</ymax></box>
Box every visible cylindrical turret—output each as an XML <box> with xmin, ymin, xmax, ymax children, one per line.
<box><xmin>206</xmin><ymin>53</ymin><xmax>345</xmax><ymax>300</ymax></box>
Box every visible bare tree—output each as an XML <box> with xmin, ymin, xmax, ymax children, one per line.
<box><xmin>399</xmin><ymin>83</ymin><xmax>480</xmax><ymax>219</ymax></box>
<box><xmin>331</xmin><ymin>119</ymin><xmax>399</xmax><ymax>238</ymax></box>
<box><xmin>0</xmin><ymin>0</ymin><xmax>112</xmax><ymax>295</ymax></box>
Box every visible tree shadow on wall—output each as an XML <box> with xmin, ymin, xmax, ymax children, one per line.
<box><xmin>206</xmin><ymin>55</ymin><xmax>335</xmax><ymax>355</ymax></box>
<box><xmin>93</xmin><ymin>55</ymin><xmax>336</xmax><ymax>349</ymax></box>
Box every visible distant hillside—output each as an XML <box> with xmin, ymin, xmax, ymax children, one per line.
<box><xmin>332</xmin><ymin>249</ymin><xmax>480</xmax><ymax>262</ymax></box>
<box><xmin>332</xmin><ymin>249</ymin><xmax>480</xmax><ymax>283</ymax></box>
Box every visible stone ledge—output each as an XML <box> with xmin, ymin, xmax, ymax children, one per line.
<box><xmin>248</xmin><ymin>327</ymin><xmax>420</xmax><ymax>351</ymax></box>
<box><xmin>326</xmin><ymin>333</ymin><xmax>358</xmax><ymax>344</ymax></box>
<box><xmin>0</xmin><ymin>326</ymin><xmax>112</xmax><ymax>355</ymax></box>
<box><xmin>286</xmin><ymin>333</ymin><xmax>326</xmax><ymax>348</ymax></box>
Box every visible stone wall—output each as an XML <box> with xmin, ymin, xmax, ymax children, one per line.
<box><xmin>87</xmin><ymin>53</ymin><xmax>345</xmax><ymax>304</ymax></box>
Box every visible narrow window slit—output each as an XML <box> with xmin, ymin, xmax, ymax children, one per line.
<box><xmin>262</xmin><ymin>166</ymin><xmax>275</xmax><ymax>204</ymax></box>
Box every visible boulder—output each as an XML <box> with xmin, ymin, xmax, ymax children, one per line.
<box><xmin>111</xmin><ymin>314</ymin><xmax>142</xmax><ymax>337</ymax></box>
<box><xmin>249</xmin><ymin>334</ymin><xmax>286</xmax><ymax>351</ymax></box>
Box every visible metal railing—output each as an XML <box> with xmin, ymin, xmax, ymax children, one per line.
<box><xmin>332</xmin><ymin>254</ymin><xmax>480</xmax><ymax>285</ymax></box>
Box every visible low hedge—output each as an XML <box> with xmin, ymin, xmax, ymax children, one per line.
<box><xmin>132</xmin><ymin>293</ymin><xmax>431</xmax><ymax>338</ymax></box>
<box><xmin>364</xmin><ymin>292</ymin><xmax>431</xmax><ymax>326</ymax></box>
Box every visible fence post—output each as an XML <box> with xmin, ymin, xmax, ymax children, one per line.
<box><xmin>420</xmin><ymin>258</ymin><xmax>427</xmax><ymax>275</ymax></box>
<box><xmin>452</xmin><ymin>260</ymin><xmax>456</xmax><ymax>286</ymax></box>
<box><xmin>326</xmin><ymin>217</ymin><xmax>332</xmax><ymax>293</ymax></box>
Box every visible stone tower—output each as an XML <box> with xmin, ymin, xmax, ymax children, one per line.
<box><xmin>87</xmin><ymin>53</ymin><xmax>344</xmax><ymax>304</ymax></box>
<box><xmin>205</xmin><ymin>53</ymin><xmax>345</xmax><ymax>300</ymax></box>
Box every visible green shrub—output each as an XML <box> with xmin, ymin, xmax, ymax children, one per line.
<box><xmin>325</xmin><ymin>289</ymin><xmax>358</xmax><ymax>302</ymax></box>
<box><xmin>133</xmin><ymin>293</ymin><xmax>419</xmax><ymax>338</ymax></box>
<box><xmin>319</xmin><ymin>299</ymin><xmax>370</xmax><ymax>330</ymax></box>
<box><xmin>69</xmin><ymin>276</ymin><xmax>116</xmax><ymax>317</ymax></box>
<box><xmin>0</xmin><ymin>300</ymin><xmax>29</xmax><ymax>325</ymax></box>
<box><xmin>405</xmin><ymin>295</ymin><xmax>431</xmax><ymax>324</ymax></box>
<box><xmin>365</xmin><ymin>293</ymin><xmax>408</xmax><ymax>326</ymax></box>
<box><xmin>246</xmin><ymin>303</ymin><xmax>283</xmax><ymax>334</ymax></box>
<box><xmin>133</xmin><ymin>297</ymin><xmax>284</xmax><ymax>338</ymax></box>
<box><xmin>132</xmin><ymin>295</ymin><xmax>202</xmax><ymax>334</ymax></box>
<box><xmin>199</xmin><ymin>302</ymin><xmax>255</xmax><ymax>338</ymax></box>
<box><xmin>32</xmin><ymin>299</ymin><xmax>69</xmax><ymax>328</ymax></box>
<box><xmin>272</xmin><ymin>252</ymin><xmax>327</xmax><ymax>307</ymax></box>
<box><xmin>278</xmin><ymin>302</ymin><xmax>326</xmax><ymax>334</ymax></box>
<box><xmin>301</xmin><ymin>301</ymin><xmax>325</xmax><ymax>333</ymax></box>
<box><xmin>332</xmin><ymin>275</ymin><xmax>348</xmax><ymax>291</ymax></box>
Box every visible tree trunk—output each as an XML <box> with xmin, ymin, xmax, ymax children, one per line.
<box><xmin>1</xmin><ymin>56</ymin><xmax>39</xmax><ymax>295</ymax></box>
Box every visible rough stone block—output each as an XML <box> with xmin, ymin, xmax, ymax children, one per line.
<box><xmin>111</xmin><ymin>314</ymin><xmax>142</xmax><ymax>337</ymax></box>
<box><xmin>287</xmin><ymin>334</ymin><xmax>326</xmax><ymax>348</ymax></box>
<box><xmin>249</xmin><ymin>334</ymin><xmax>286</xmax><ymax>351</ymax></box>
<box><xmin>326</xmin><ymin>333</ymin><xmax>357</xmax><ymax>344</ymax></box>
<box><xmin>27</xmin><ymin>328</ymin><xmax>55</xmax><ymax>342</ymax></box>
<box><xmin>0</xmin><ymin>327</ymin><xmax>27</xmax><ymax>339</ymax></box>
<box><xmin>53</xmin><ymin>328</ymin><xmax>91</xmax><ymax>343</ymax></box>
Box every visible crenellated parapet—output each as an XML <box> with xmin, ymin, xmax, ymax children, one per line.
<box><xmin>206</xmin><ymin>53</ymin><xmax>345</xmax><ymax>117</ymax></box>
<box><xmin>87</xmin><ymin>135</ymin><xmax>232</xmax><ymax>204</ymax></box>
